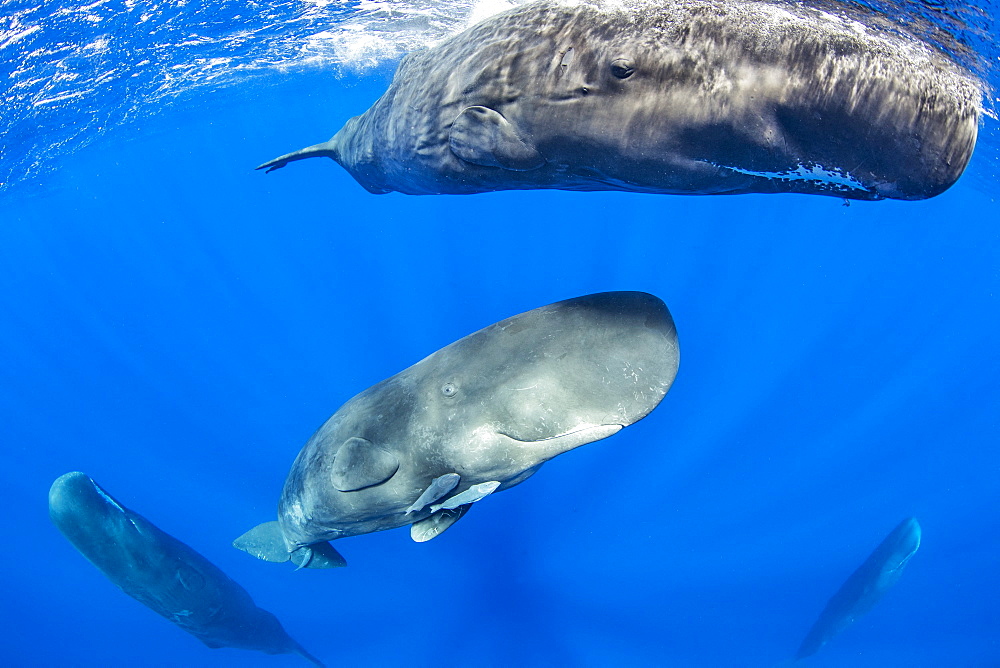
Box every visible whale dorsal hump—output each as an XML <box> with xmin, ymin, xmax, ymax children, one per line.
<box><xmin>449</xmin><ymin>106</ymin><xmax>544</xmax><ymax>171</ymax></box>
<box><xmin>331</xmin><ymin>437</ymin><xmax>400</xmax><ymax>492</ymax></box>
<box><xmin>410</xmin><ymin>504</ymin><xmax>472</xmax><ymax>542</ymax></box>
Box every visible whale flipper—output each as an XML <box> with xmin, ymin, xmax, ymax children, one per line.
<box><xmin>331</xmin><ymin>437</ymin><xmax>399</xmax><ymax>492</ymax></box>
<box><xmin>233</xmin><ymin>521</ymin><xmax>347</xmax><ymax>569</ymax></box>
<box><xmin>410</xmin><ymin>504</ymin><xmax>471</xmax><ymax>542</ymax></box>
<box><xmin>406</xmin><ymin>473</ymin><xmax>461</xmax><ymax>514</ymax></box>
<box><xmin>449</xmin><ymin>106</ymin><xmax>545</xmax><ymax>171</ymax></box>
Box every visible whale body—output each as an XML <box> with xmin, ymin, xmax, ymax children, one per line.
<box><xmin>49</xmin><ymin>472</ymin><xmax>324</xmax><ymax>666</ymax></box>
<box><xmin>235</xmin><ymin>291</ymin><xmax>679</xmax><ymax>567</ymax></box>
<box><xmin>259</xmin><ymin>0</ymin><xmax>980</xmax><ymax>201</ymax></box>
<box><xmin>796</xmin><ymin>517</ymin><xmax>922</xmax><ymax>660</ymax></box>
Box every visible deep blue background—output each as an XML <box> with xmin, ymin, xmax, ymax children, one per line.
<box><xmin>1</xmin><ymin>65</ymin><xmax>998</xmax><ymax>666</ymax></box>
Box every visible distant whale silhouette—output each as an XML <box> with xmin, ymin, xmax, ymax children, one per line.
<box><xmin>49</xmin><ymin>472</ymin><xmax>324</xmax><ymax>666</ymax></box>
<box><xmin>235</xmin><ymin>292</ymin><xmax>679</xmax><ymax>568</ymax></box>
<box><xmin>796</xmin><ymin>517</ymin><xmax>922</xmax><ymax>660</ymax></box>
<box><xmin>259</xmin><ymin>0</ymin><xmax>980</xmax><ymax>200</ymax></box>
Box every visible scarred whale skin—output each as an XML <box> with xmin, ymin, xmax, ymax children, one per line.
<box><xmin>795</xmin><ymin>517</ymin><xmax>922</xmax><ymax>660</ymax></box>
<box><xmin>49</xmin><ymin>472</ymin><xmax>324</xmax><ymax>666</ymax></box>
<box><xmin>259</xmin><ymin>0</ymin><xmax>981</xmax><ymax>201</ymax></box>
<box><xmin>235</xmin><ymin>292</ymin><xmax>679</xmax><ymax>568</ymax></box>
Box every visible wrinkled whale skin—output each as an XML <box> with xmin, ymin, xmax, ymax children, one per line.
<box><xmin>263</xmin><ymin>0</ymin><xmax>981</xmax><ymax>200</ymax></box>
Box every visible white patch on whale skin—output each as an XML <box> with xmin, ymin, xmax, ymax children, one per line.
<box><xmin>91</xmin><ymin>479</ymin><xmax>141</xmax><ymax>530</ymax></box>
<box><xmin>285</xmin><ymin>499</ymin><xmax>308</xmax><ymax>527</ymax></box>
<box><xmin>716</xmin><ymin>162</ymin><xmax>871</xmax><ymax>191</ymax></box>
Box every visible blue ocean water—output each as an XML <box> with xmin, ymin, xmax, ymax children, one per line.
<box><xmin>2</xmin><ymin>1</ymin><xmax>998</xmax><ymax>666</ymax></box>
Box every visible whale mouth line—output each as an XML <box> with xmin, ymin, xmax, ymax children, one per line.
<box><xmin>91</xmin><ymin>479</ymin><xmax>127</xmax><ymax>515</ymax></box>
<box><xmin>89</xmin><ymin>478</ymin><xmax>142</xmax><ymax>530</ymax></box>
<box><xmin>498</xmin><ymin>423</ymin><xmax>624</xmax><ymax>444</ymax></box>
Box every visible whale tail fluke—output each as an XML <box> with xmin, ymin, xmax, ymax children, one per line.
<box><xmin>256</xmin><ymin>140</ymin><xmax>339</xmax><ymax>173</ymax></box>
<box><xmin>233</xmin><ymin>521</ymin><xmax>347</xmax><ymax>569</ymax></box>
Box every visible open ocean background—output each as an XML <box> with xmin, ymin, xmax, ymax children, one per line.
<box><xmin>2</xmin><ymin>0</ymin><xmax>998</xmax><ymax>666</ymax></box>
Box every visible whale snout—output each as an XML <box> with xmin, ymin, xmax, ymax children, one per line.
<box><xmin>49</xmin><ymin>471</ymin><xmax>95</xmax><ymax>520</ymax></box>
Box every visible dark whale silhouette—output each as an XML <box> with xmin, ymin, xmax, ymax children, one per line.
<box><xmin>796</xmin><ymin>517</ymin><xmax>922</xmax><ymax>660</ymax></box>
<box><xmin>259</xmin><ymin>0</ymin><xmax>980</xmax><ymax>200</ymax></box>
<box><xmin>49</xmin><ymin>472</ymin><xmax>324</xmax><ymax>666</ymax></box>
<box><xmin>235</xmin><ymin>292</ymin><xmax>679</xmax><ymax>568</ymax></box>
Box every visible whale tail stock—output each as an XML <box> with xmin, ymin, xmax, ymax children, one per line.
<box><xmin>233</xmin><ymin>520</ymin><xmax>347</xmax><ymax>570</ymax></box>
<box><xmin>256</xmin><ymin>140</ymin><xmax>339</xmax><ymax>173</ymax></box>
<box><xmin>294</xmin><ymin>642</ymin><xmax>327</xmax><ymax>668</ymax></box>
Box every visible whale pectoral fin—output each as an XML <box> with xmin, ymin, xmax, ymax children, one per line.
<box><xmin>410</xmin><ymin>504</ymin><xmax>472</xmax><ymax>542</ymax></box>
<box><xmin>331</xmin><ymin>437</ymin><xmax>400</xmax><ymax>492</ymax></box>
<box><xmin>290</xmin><ymin>542</ymin><xmax>348</xmax><ymax>570</ymax></box>
<box><xmin>233</xmin><ymin>521</ymin><xmax>291</xmax><ymax>563</ymax></box>
<box><xmin>449</xmin><ymin>106</ymin><xmax>544</xmax><ymax>171</ymax></box>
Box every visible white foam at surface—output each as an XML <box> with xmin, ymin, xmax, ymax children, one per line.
<box><xmin>466</xmin><ymin>0</ymin><xmax>517</xmax><ymax>27</ymax></box>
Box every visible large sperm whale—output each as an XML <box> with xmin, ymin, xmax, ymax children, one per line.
<box><xmin>49</xmin><ymin>472</ymin><xmax>324</xmax><ymax>666</ymax></box>
<box><xmin>235</xmin><ymin>291</ymin><xmax>679</xmax><ymax>568</ymax></box>
<box><xmin>258</xmin><ymin>0</ymin><xmax>980</xmax><ymax>200</ymax></box>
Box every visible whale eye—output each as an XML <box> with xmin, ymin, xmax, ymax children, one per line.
<box><xmin>441</xmin><ymin>382</ymin><xmax>458</xmax><ymax>398</ymax></box>
<box><xmin>610</xmin><ymin>58</ymin><xmax>635</xmax><ymax>79</ymax></box>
